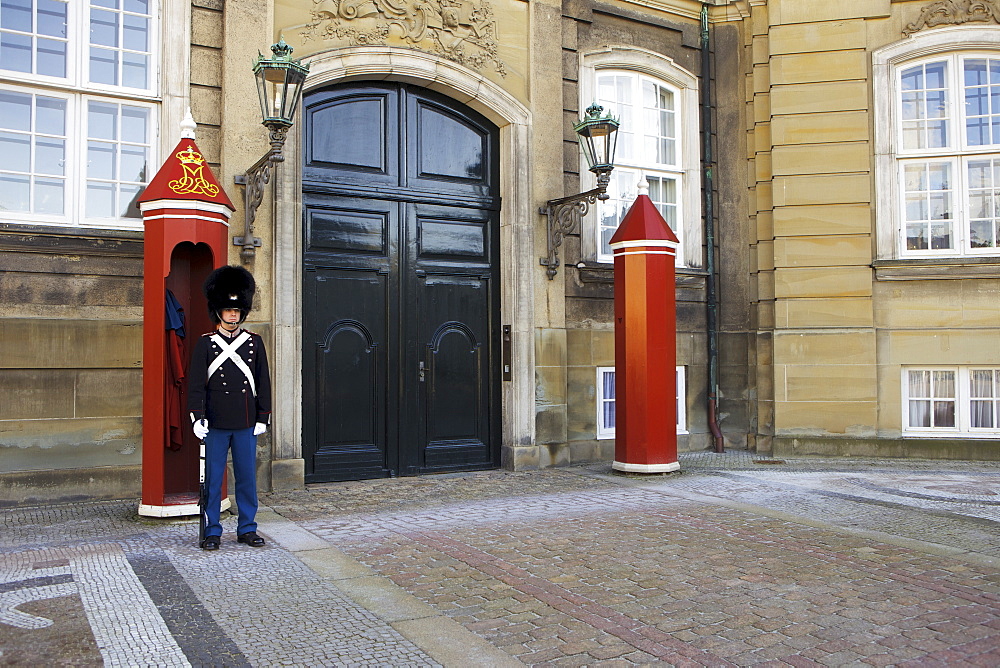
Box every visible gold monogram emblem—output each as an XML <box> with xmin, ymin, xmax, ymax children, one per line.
<box><xmin>168</xmin><ymin>145</ymin><xmax>220</xmax><ymax>197</ymax></box>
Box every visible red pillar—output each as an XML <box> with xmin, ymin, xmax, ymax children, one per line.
<box><xmin>137</xmin><ymin>128</ymin><xmax>235</xmax><ymax>516</ymax></box>
<box><xmin>610</xmin><ymin>183</ymin><xmax>679</xmax><ymax>473</ymax></box>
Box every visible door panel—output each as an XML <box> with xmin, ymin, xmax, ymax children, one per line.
<box><xmin>406</xmin><ymin>94</ymin><xmax>497</xmax><ymax>201</ymax></box>
<box><xmin>303</xmin><ymin>89</ymin><xmax>399</xmax><ymax>187</ymax></box>
<box><xmin>302</xmin><ymin>82</ymin><xmax>499</xmax><ymax>482</ymax></box>
<box><xmin>304</xmin><ymin>266</ymin><xmax>394</xmax><ymax>482</ymax></box>
<box><xmin>414</xmin><ymin>275</ymin><xmax>492</xmax><ymax>470</ymax></box>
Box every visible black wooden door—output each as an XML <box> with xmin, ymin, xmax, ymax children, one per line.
<box><xmin>302</xmin><ymin>83</ymin><xmax>500</xmax><ymax>482</ymax></box>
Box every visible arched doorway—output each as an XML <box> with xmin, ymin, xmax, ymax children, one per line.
<box><xmin>300</xmin><ymin>82</ymin><xmax>501</xmax><ymax>482</ymax></box>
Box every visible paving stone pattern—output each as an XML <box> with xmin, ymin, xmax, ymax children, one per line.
<box><xmin>0</xmin><ymin>452</ymin><xmax>998</xmax><ymax>666</ymax></box>
<box><xmin>0</xmin><ymin>504</ymin><xmax>436</xmax><ymax>666</ymax></box>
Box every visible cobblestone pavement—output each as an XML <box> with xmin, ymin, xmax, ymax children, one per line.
<box><xmin>0</xmin><ymin>451</ymin><xmax>998</xmax><ymax>666</ymax></box>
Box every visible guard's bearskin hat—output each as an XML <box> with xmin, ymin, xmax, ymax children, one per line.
<box><xmin>204</xmin><ymin>265</ymin><xmax>255</xmax><ymax>324</ymax></box>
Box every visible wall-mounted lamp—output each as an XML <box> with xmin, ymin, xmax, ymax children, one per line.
<box><xmin>539</xmin><ymin>104</ymin><xmax>620</xmax><ymax>279</ymax></box>
<box><xmin>233</xmin><ymin>38</ymin><xmax>309</xmax><ymax>264</ymax></box>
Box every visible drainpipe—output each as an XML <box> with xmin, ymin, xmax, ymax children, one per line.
<box><xmin>701</xmin><ymin>4</ymin><xmax>725</xmax><ymax>453</ymax></box>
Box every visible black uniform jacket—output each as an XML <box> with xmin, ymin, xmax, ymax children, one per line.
<box><xmin>187</xmin><ymin>328</ymin><xmax>272</xmax><ymax>430</ymax></box>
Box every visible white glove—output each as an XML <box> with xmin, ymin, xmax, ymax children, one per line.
<box><xmin>193</xmin><ymin>419</ymin><xmax>209</xmax><ymax>440</ymax></box>
<box><xmin>253</xmin><ymin>422</ymin><xmax>267</xmax><ymax>436</ymax></box>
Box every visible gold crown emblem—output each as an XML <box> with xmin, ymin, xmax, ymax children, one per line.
<box><xmin>175</xmin><ymin>145</ymin><xmax>205</xmax><ymax>165</ymax></box>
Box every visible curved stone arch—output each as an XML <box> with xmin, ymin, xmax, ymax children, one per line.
<box><xmin>270</xmin><ymin>46</ymin><xmax>534</xmax><ymax>484</ymax></box>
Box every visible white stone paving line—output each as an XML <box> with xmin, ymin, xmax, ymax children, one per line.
<box><xmin>0</xmin><ymin>544</ymin><xmax>190</xmax><ymax>667</ymax></box>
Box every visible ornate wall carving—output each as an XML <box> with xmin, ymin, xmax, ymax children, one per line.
<box><xmin>904</xmin><ymin>0</ymin><xmax>1000</xmax><ymax>36</ymax></box>
<box><xmin>299</xmin><ymin>0</ymin><xmax>507</xmax><ymax>76</ymax></box>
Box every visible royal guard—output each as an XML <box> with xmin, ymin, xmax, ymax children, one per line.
<box><xmin>188</xmin><ymin>265</ymin><xmax>272</xmax><ymax>550</ymax></box>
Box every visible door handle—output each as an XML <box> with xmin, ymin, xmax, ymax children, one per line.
<box><xmin>418</xmin><ymin>360</ymin><xmax>425</xmax><ymax>382</ymax></box>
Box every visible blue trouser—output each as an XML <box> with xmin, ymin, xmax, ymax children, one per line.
<box><xmin>204</xmin><ymin>427</ymin><xmax>258</xmax><ymax>537</ymax></box>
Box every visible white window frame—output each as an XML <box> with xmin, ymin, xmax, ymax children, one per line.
<box><xmin>596</xmin><ymin>365</ymin><xmax>687</xmax><ymax>440</ymax></box>
<box><xmin>874</xmin><ymin>27</ymin><xmax>1000</xmax><ymax>260</ymax></box>
<box><xmin>0</xmin><ymin>0</ymin><xmax>190</xmax><ymax>230</ymax></box>
<box><xmin>902</xmin><ymin>366</ymin><xmax>1000</xmax><ymax>438</ymax></box>
<box><xmin>579</xmin><ymin>46</ymin><xmax>702</xmax><ymax>268</ymax></box>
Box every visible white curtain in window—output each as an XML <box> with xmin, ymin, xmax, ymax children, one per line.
<box><xmin>932</xmin><ymin>369</ymin><xmax>956</xmax><ymax>427</ymax></box>
<box><xmin>602</xmin><ymin>370</ymin><xmax>616</xmax><ymax>430</ymax></box>
<box><xmin>970</xmin><ymin>369</ymin><xmax>996</xmax><ymax>428</ymax></box>
<box><xmin>908</xmin><ymin>370</ymin><xmax>931</xmax><ymax>428</ymax></box>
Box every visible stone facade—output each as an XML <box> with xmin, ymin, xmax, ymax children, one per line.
<box><xmin>3</xmin><ymin>0</ymin><xmax>1000</xmax><ymax>504</ymax></box>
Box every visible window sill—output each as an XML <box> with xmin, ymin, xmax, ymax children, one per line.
<box><xmin>0</xmin><ymin>222</ymin><xmax>144</xmax><ymax>257</ymax></box>
<box><xmin>873</xmin><ymin>257</ymin><xmax>1000</xmax><ymax>280</ymax></box>
<box><xmin>903</xmin><ymin>431</ymin><xmax>1000</xmax><ymax>439</ymax></box>
<box><xmin>576</xmin><ymin>261</ymin><xmax>708</xmax><ymax>285</ymax></box>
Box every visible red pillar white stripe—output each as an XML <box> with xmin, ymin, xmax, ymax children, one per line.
<box><xmin>610</xmin><ymin>180</ymin><xmax>680</xmax><ymax>473</ymax></box>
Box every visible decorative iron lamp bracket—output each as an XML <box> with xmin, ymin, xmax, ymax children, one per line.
<box><xmin>539</xmin><ymin>172</ymin><xmax>611</xmax><ymax>279</ymax></box>
<box><xmin>539</xmin><ymin>103</ymin><xmax>619</xmax><ymax>280</ymax></box>
<box><xmin>233</xmin><ymin>123</ymin><xmax>290</xmax><ymax>264</ymax></box>
<box><xmin>232</xmin><ymin>38</ymin><xmax>308</xmax><ymax>265</ymax></box>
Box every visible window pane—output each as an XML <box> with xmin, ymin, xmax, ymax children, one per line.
<box><xmin>928</xmin><ymin>120</ymin><xmax>947</xmax><ymax>148</ymax></box>
<box><xmin>35</xmin><ymin>135</ymin><xmax>64</xmax><ymax>175</ymax></box>
<box><xmin>87</xmin><ymin>141</ymin><xmax>116</xmax><ymax>179</ymax></box>
<box><xmin>966</xmin><ymin>85</ymin><xmax>988</xmax><ymax>116</ymax></box>
<box><xmin>0</xmin><ymin>131</ymin><xmax>29</xmax><ymax>171</ymax></box>
<box><xmin>86</xmin><ymin>181</ymin><xmax>115</xmax><ymax>217</ymax></box>
<box><xmin>119</xmin><ymin>182</ymin><xmax>141</xmax><ymax>217</ymax></box>
<box><xmin>971</xmin><ymin>401</ymin><xmax>993</xmax><ymax>428</ymax></box>
<box><xmin>0</xmin><ymin>91</ymin><xmax>29</xmax><ymax>131</ymax></box>
<box><xmin>901</xmin><ymin>91</ymin><xmax>921</xmax><ymax>121</ymax></box>
<box><xmin>121</xmin><ymin>50</ymin><xmax>146</xmax><ymax>88</ymax></box>
<box><xmin>0</xmin><ymin>31</ymin><xmax>31</xmax><ymax>72</ymax></box>
<box><xmin>122</xmin><ymin>13</ymin><xmax>146</xmax><ymax>51</ymax></box>
<box><xmin>648</xmin><ymin>176</ymin><xmax>678</xmax><ymax>229</ymax></box>
<box><xmin>970</xmin><ymin>219</ymin><xmax>992</xmax><ymax>247</ymax></box>
<box><xmin>89</xmin><ymin>45</ymin><xmax>118</xmax><ymax>84</ymax></box>
<box><xmin>35</xmin><ymin>36</ymin><xmax>65</xmax><ymax>77</ymax></box>
<box><xmin>90</xmin><ymin>8</ymin><xmax>118</xmax><ymax>47</ymax></box>
<box><xmin>909</xmin><ymin>400</ymin><xmax>931</xmax><ymax>428</ymax></box>
<box><xmin>125</xmin><ymin>0</ymin><xmax>148</xmax><ymax>11</ymax></box>
<box><xmin>933</xmin><ymin>401</ymin><xmax>955</xmax><ymax>427</ymax></box>
<box><xmin>1</xmin><ymin>0</ymin><xmax>32</xmax><ymax>32</ymax></box>
<box><xmin>120</xmin><ymin>105</ymin><xmax>146</xmax><ymax>142</ymax></box>
<box><xmin>88</xmin><ymin>101</ymin><xmax>118</xmax><ymax>139</ymax></box>
<box><xmin>903</xmin><ymin>163</ymin><xmax>927</xmax><ymax>190</ymax></box>
<box><xmin>34</xmin><ymin>175</ymin><xmax>62</xmax><ymax>213</ymax></box>
<box><xmin>928</xmin><ymin>163</ymin><xmax>950</xmax><ymax>189</ymax></box>
<box><xmin>906</xmin><ymin>222</ymin><xmax>927</xmax><ymax>250</ymax></box>
<box><xmin>933</xmin><ymin>370</ymin><xmax>955</xmax><ymax>398</ymax></box>
<box><xmin>929</xmin><ymin>192</ymin><xmax>950</xmax><ymax>219</ymax></box>
<box><xmin>971</xmin><ymin>370</ymin><xmax>994</xmax><ymax>397</ymax></box>
<box><xmin>36</xmin><ymin>0</ymin><xmax>66</xmax><ymax>37</ymax></box>
<box><xmin>926</xmin><ymin>61</ymin><xmax>946</xmax><ymax>89</ymax></box>
<box><xmin>35</xmin><ymin>95</ymin><xmax>64</xmax><ymax>134</ymax></box>
<box><xmin>931</xmin><ymin>221</ymin><xmax>952</xmax><ymax>249</ymax></box>
<box><xmin>120</xmin><ymin>144</ymin><xmax>145</xmax><ymax>181</ymax></box>
<box><xmin>901</xmin><ymin>65</ymin><xmax>922</xmax><ymax>91</ymax></box>
<box><xmin>909</xmin><ymin>370</ymin><xmax>930</xmax><ymax>397</ymax></box>
<box><xmin>0</xmin><ymin>173</ymin><xmax>29</xmax><ymax>210</ymax></box>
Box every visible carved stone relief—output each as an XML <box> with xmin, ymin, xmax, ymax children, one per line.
<box><xmin>904</xmin><ymin>0</ymin><xmax>1000</xmax><ymax>36</ymax></box>
<box><xmin>299</xmin><ymin>0</ymin><xmax>507</xmax><ymax>76</ymax></box>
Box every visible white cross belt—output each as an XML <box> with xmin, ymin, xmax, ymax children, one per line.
<box><xmin>207</xmin><ymin>332</ymin><xmax>256</xmax><ymax>397</ymax></box>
